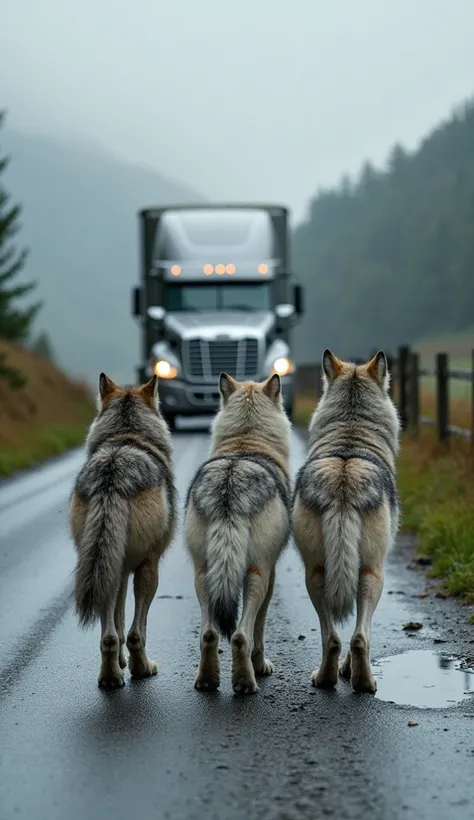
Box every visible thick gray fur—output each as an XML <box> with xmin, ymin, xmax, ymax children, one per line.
<box><xmin>294</xmin><ymin>350</ymin><xmax>401</xmax><ymax>623</ymax></box>
<box><xmin>185</xmin><ymin>373</ymin><xmax>292</xmax><ymax>651</ymax></box>
<box><xmin>72</xmin><ymin>385</ymin><xmax>175</xmax><ymax>628</ymax></box>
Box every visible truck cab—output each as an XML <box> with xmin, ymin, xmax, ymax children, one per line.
<box><xmin>132</xmin><ymin>203</ymin><xmax>304</xmax><ymax>429</ymax></box>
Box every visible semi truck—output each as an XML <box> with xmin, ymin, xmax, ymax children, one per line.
<box><xmin>131</xmin><ymin>203</ymin><xmax>304</xmax><ymax>429</ymax></box>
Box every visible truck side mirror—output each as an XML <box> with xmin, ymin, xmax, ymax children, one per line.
<box><xmin>132</xmin><ymin>286</ymin><xmax>142</xmax><ymax>317</ymax></box>
<box><xmin>147</xmin><ymin>305</ymin><xmax>166</xmax><ymax>337</ymax></box>
<box><xmin>275</xmin><ymin>303</ymin><xmax>295</xmax><ymax>320</ymax></box>
<box><xmin>147</xmin><ymin>306</ymin><xmax>166</xmax><ymax>322</ymax></box>
<box><xmin>294</xmin><ymin>284</ymin><xmax>304</xmax><ymax>316</ymax></box>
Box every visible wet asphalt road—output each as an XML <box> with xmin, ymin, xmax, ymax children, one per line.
<box><xmin>0</xmin><ymin>424</ymin><xmax>473</xmax><ymax>820</ymax></box>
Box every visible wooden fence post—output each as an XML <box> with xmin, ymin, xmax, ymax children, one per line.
<box><xmin>398</xmin><ymin>345</ymin><xmax>410</xmax><ymax>431</ymax></box>
<box><xmin>409</xmin><ymin>351</ymin><xmax>420</xmax><ymax>439</ymax></box>
<box><xmin>436</xmin><ymin>352</ymin><xmax>449</xmax><ymax>443</ymax></box>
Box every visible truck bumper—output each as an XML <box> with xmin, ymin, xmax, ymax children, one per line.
<box><xmin>157</xmin><ymin>376</ymin><xmax>294</xmax><ymax>417</ymax></box>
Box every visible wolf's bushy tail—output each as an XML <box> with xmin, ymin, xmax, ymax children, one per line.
<box><xmin>205</xmin><ymin>516</ymin><xmax>250</xmax><ymax>640</ymax></box>
<box><xmin>74</xmin><ymin>494</ymin><xmax>128</xmax><ymax>627</ymax></box>
<box><xmin>322</xmin><ymin>504</ymin><xmax>361</xmax><ymax>623</ymax></box>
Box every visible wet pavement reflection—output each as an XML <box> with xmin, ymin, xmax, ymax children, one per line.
<box><xmin>373</xmin><ymin>649</ymin><xmax>474</xmax><ymax>708</ymax></box>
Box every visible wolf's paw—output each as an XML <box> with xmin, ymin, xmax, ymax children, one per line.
<box><xmin>119</xmin><ymin>650</ymin><xmax>128</xmax><ymax>670</ymax></box>
<box><xmin>98</xmin><ymin>667</ymin><xmax>125</xmax><ymax>689</ymax></box>
<box><xmin>351</xmin><ymin>673</ymin><xmax>377</xmax><ymax>695</ymax></box>
<box><xmin>311</xmin><ymin>667</ymin><xmax>338</xmax><ymax>689</ymax></box>
<box><xmin>253</xmin><ymin>656</ymin><xmax>275</xmax><ymax>677</ymax></box>
<box><xmin>232</xmin><ymin>668</ymin><xmax>259</xmax><ymax>695</ymax></box>
<box><xmin>194</xmin><ymin>670</ymin><xmax>220</xmax><ymax>691</ymax></box>
<box><xmin>129</xmin><ymin>656</ymin><xmax>158</xmax><ymax>679</ymax></box>
<box><xmin>232</xmin><ymin>679</ymin><xmax>259</xmax><ymax>695</ymax></box>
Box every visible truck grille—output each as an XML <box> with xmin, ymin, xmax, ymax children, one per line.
<box><xmin>185</xmin><ymin>338</ymin><xmax>260</xmax><ymax>381</ymax></box>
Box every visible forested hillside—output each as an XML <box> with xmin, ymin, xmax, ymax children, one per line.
<box><xmin>2</xmin><ymin>122</ymin><xmax>204</xmax><ymax>384</ymax></box>
<box><xmin>292</xmin><ymin>98</ymin><xmax>474</xmax><ymax>363</ymax></box>
<box><xmin>0</xmin><ymin>111</ymin><xmax>94</xmax><ymax>475</ymax></box>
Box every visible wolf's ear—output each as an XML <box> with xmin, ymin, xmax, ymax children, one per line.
<box><xmin>140</xmin><ymin>374</ymin><xmax>159</xmax><ymax>404</ymax></box>
<box><xmin>99</xmin><ymin>372</ymin><xmax>117</xmax><ymax>400</ymax></box>
<box><xmin>367</xmin><ymin>350</ymin><xmax>388</xmax><ymax>388</ymax></box>
<box><xmin>262</xmin><ymin>373</ymin><xmax>281</xmax><ymax>402</ymax></box>
<box><xmin>219</xmin><ymin>372</ymin><xmax>238</xmax><ymax>403</ymax></box>
<box><xmin>322</xmin><ymin>349</ymin><xmax>343</xmax><ymax>383</ymax></box>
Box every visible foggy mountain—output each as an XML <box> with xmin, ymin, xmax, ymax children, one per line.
<box><xmin>292</xmin><ymin>98</ymin><xmax>474</xmax><ymax>363</ymax></box>
<box><xmin>2</xmin><ymin>128</ymin><xmax>205</xmax><ymax>384</ymax></box>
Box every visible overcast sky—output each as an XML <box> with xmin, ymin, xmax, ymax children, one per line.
<box><xmin>2</xmin><ymin>0</ymin><xmax>474</xmax><ymax>223</ymax></box>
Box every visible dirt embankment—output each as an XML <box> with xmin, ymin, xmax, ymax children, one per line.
<box><xmin>0</xmin><ymin>338</ymin><xmax>95</xmax><ymax>475</ymax></box>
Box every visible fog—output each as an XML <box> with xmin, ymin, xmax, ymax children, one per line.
<box><xmin>2</xmin><ymin>0</ymin><xmax>474</xmax><ymax>221</ymax></box>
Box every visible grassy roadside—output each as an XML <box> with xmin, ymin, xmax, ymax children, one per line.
<box><xmin>0</xmin><ymin>337</ymin><xmax>95</xmax><ymax>478</ymax></box>
<box><xmin>397</xmin><ymin>433</ymin><xmax>474</xmax><ymax>607</ymax></box>
<box><xmin>0</xmin><ymin>417</ymin><xmax>92</xmax><ymax>477</ymax></box>
<box><xmin>293</xmin><ymin>394</ymin><xmax>316</xmax><ymax>429</ymax></box>
<box><xmin>293</xmin><ymin>390</ymin><xmax>474</xmax><ymax>612</ymax></box>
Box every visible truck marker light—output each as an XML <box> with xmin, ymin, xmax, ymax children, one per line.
<box><xmin>258</xmin><ymin>263</ymin><xmax>268</xmax><ymax>274</ymax></box>
<box><xmin>226</xmin><ymin>264</ymin><xmax>236</xmax><ymax>274</ymax></box>
<box><xmin>170</xmin><ymin>265</ymin><xmax>181</xmax><ymax>276</ymax></box>
<box><xmin>154</xmin><ymin>360</ymin><xmax>178</xmax><ymax>379</ymax></box>
<box><xmin>215</xmin><ymin>264</ymin><xmax>225</xmax><ymax>275</ymax></box>
<box><xmin>273</xmin><ymin>357</ymin><xmax>291</xmax><ymax>376</ymax></box>
<box><xmin>203</xmin><ymin>264</ymin><xmax>213</xmax><ymax>275</ymax></box>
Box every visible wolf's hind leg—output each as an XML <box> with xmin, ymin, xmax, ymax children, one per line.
<box><xmin>127</xmin><ymin>556</ymin><xmax>159</xmax><ymax>679</ymax></box>
<box><xmin>305</xmin><ymin>566</ymin><xmax>341</xmax><ymax>689</ymax></box>
<box><xmin>349</xmin><ymin>509</ymin><xmax>388</xmax><ymax>694</ymax></box>
<box><xmin>194</xmin><ymin>569</ymin><xmax>221</xmax><ymax>691</ymax></box>
<box><xmin>98</xmin><ymin>599</ymin><xmax>125</xmax><ymax>689</ymax></box>
<box><xmin>231</xmin><ymin>568</ymin><xmax>271</xmax><ymax>695</ymax></box>
<box><xmin>349</xmin><ymin>567</ymin><xmax>384</xmax><ymax>694</ymax></box>
<box><xmin>294</xmin><ymin>502</ymin><xmax>340</xmax><ymax>687</ymax></box>
<box><xmin>251</xmin><ymin>567</ymin><xmax>275</xmax><ymax>677</ymax></box>
<box><xmin>114</xmin><ymin>573</ymin><xmax>128</xmax><ymax>669</ymax></box>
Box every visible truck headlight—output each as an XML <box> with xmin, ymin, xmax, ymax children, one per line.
<box><xmin>264</xmin><ymin>340</ymin><xmax>293</xmax><ymax>377</ymax></box>
<box><xmin>272</xmin><ymin>357</ymin><xmax>292</xmax><ymax>377</ymax></box>
<box><xmin>149</xmin><ymin>344</ymin><xmax>182</xmax><ymax>380</ymax></box>
<box><xmin>154</xmin><ymin>359</ymin><xmax>178</xmax><ymax>379</ymax></box>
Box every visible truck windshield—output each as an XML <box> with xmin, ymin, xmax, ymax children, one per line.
<box><xmin>164</xmin><ymin>283</ymin><xmax>271</xmax><ymax>311</ymax></box>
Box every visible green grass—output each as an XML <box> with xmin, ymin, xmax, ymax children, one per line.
<box><xmin>398</xmin><ymin>435</ymin><xmax>474</xmax><ymax>604</ymax></box>
<box><xmin>293</xmin><ymin>394</ymin><xmax>316</xmax><ymax>428</ymax></box>
<box><xmin>0</xmin><ymin>423</ymin><xmax>89</xmax><ymax>477</ymax></box>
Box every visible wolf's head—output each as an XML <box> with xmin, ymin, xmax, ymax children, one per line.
<box><xmin>96</xmin><ymin>372</ymin><xmax>160</xmax><ymax>413</ymax></box>
<box><xmin>85</xmin><ymin>373</ymin><xmax>173</xmax><ymax>456</ymax></box>
<box><xmin>210</xmin><ymin>372</ymin><xmax>291</xmax><ymax>460</ymax></box>
<box><xmin>321</xmin><ymin>349</ymin><xmax>390</xmax><ymax>394</ymax></box>
<box><xmin>311</xmin><ymin>349</ymin><xmax>401</xmax><ymax>458</ymax></box>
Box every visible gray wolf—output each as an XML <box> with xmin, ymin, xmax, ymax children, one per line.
<box><xmin>69</xmin><ymin>373</ymin><xmax>176</xmax><ymax>688</ymax></box>
<box><xmin>184</xmin><ymin>372</ymin><xmax>291</xmax><ymax>695</ymax></box>
<box><xmin>292</xmin><ymin>350</ymin><xmax>400</xmax><ymax>694</ymax></box>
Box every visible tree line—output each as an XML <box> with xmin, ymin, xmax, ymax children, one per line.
<box><xmin>3</xmin><ymin>97</ymin><xmax>474</xmax><ymax>378</ymax></box>
<box><xmin>292</xmin><ymin>97</ymin><xmax>474</xmax><ymax>362</ymax></box>
<box><xmin>0</xmin><ymin>110</ymin><xmax>54</xmax><ymax>386</ymax></box>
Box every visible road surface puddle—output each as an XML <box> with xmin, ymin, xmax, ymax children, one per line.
<box><xmin>373</xmin><ymin>650</ymin><xmax>474</xmax><ymax>708</ymax></box>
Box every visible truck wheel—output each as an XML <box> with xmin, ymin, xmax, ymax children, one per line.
<box><xmin>163</xmin><ymin>412</ymin><xmax>176</xmax><ymax>432</ymax></box>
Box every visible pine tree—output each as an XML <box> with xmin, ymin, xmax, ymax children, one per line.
<box><xmin>0</xmin><ymin>110</ymin><xmax>42</xmax><ymax>342</ymax></box>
